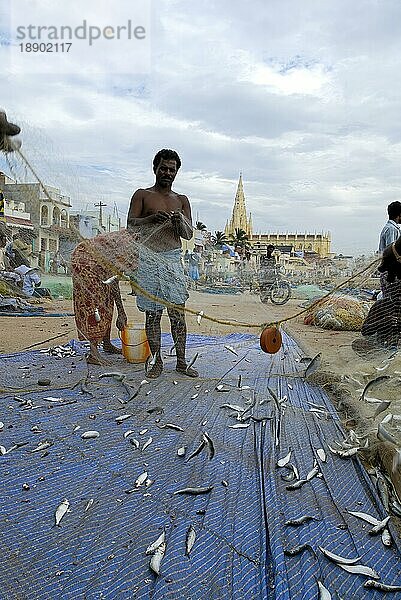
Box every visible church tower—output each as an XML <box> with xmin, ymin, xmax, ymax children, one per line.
<box><xmin>225</xmin><ymin>173</ymin><xmax>253</xmax><ymax>238</ymax></box>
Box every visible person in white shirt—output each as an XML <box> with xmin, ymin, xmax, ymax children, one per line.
<box><xmin>379</xmin><ymin>201</ymin><xmax>401</xmax><ymax>296</ymax></box>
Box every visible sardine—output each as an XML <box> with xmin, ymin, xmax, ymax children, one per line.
<box><xmin>185</xmin><ymin>525</ymin><xmax>196</xmax><ymax>556</ymax></box>
<box><xmin>191</xmin><ymin>393</ymin><xmax>199</xmax><ymax>400</ymax></box>
<box><xmin>286</xmin><ymin>479</ymin><xmax>308</xmax><ymax>490</ymax></box>
<box><xmin>81</xmin><ymin>431</ymin><xmax>100</xmax><ymax>439</ymax></box>
<box><xmin>368</xmin><ymin>515</ymin><xmax>391</xmax><ymax>535</ymax></box>
<box><xmin>338</xmin><ymin>563</ymin><xmax>380</xmax><ymax>579</ymax></box>
<box><xmin>99</xmin><ymin>371</ymin><xmax>125</xmax><ymax>381</ymax></box>
<box><xmin>186</xmin><ymin>440</ymin><xmax>205</xmax><ymax>461</ymax></box>
<box><xmin>115</xmin><ymin>414</ymin><xmax>132</xmax><ymax>423</ymax></box>
<box><xmin>157</xmin><ymin>423</ymin><xmax>184</xmax><ymax>432</ymax></box>
<box><xmin>304</xmin><ymin>353</ymin><xmax>321</xmax><ymax>378</ymax></box>
<box><xmin>283</xmin><ymin>543</ymin><xmax>315</xmax><ymax>557</ymax></box>
<box><xmin>186</xmin><ymin>353</ymin><xmax>199</xmax><ymax>372</ymax></box>
<box><xmin>317</xmin><ymin>581</ymin><xmax>332</xmax><ymax>600</ymax></box>
<box><xmin>202</xmin><ymin>432</ymin><xmax>215</xmax><ymax>459</ymax></box>
<box><xmin>306</xmin><ymin>463</ymin><xmax>319</xmax><ymax>481</ymax></box>
<box><xmin>381</xmin><ymin>528</ymin><xmax>392</xmax><ymax>546</ymax></box>
<box><xmin>372</xmin><ymin>401</ymin><xmax>392</xmax><ymax>419</ymax></box>
<box><xmin>225</xmin><ymin>345</ymin><xmax>238</xmax><ymax>356</ymax></box>
<box><xmin>216</xmin><ymin>385</ymin><xmax>229</xmax><ymax>392</ymax></box>
<box><xmin>318</xmin><ymin>546</ymin><xmax>362</xmax><ymax>565</ymax></box>
<box><xmin>364</xmin><ymin>580</ymin><xmax>401</xmax><ymax>591</ymax></box>
<box><xmin>197</xmin><ymin>311</ymin><xmax>204</xmax><ymax>325</ymax></box>
<box><xmin>177</xmin><ymin>446</ymin><xmax>186</xmax><ymax>457</ymax></box>
<box><xmin>378</xmin><ymin>422</ymin><xmax>398</xmax><ymax>444</ymax></box>
<box><xmin>228</xmin><ymin>423</ymin><xmax>249</xmax><ymax>429</ymax></box>
<box><xmin>124</xmin><ymin>430</ymin><xmax>135</xmax><ymax>439</ymax></box>
<box><xmin>146</xmin><ymin>531</ymin><xmax>165</xmax><ymax>555</ymax></box>
<box><xmin>316</xmin><ymin>448</ymin><xmax>326</xmax><ymax>462</ymax></box>
<box><xmin>221</xmin><ymin>403</ymin><xmax>245</xmax><ymax>412</ymax></box>
<box><xmin>85</xmin><ymin>499</ymin><xmax>94</xmax><ymax>512</ymax></box>
<box><xmin>54</xmin><ymin>499</ymin><xmax>70</xmax><ymax>527</ymax></box>
<box><xmin>361</xmin><ymin>375</ymin><xmax>391</xmax><ymax>401</ymax></box>
<box><xmin>139</xmin><ymin>429</ymin><xmax>148</xmax><ymax>435</ymax></box>
<box><xmin>135</xmin><ymin>471</ymin><xmax>148</xmax><ymax>487</ymax></box>
<box><xmin>347</xmin><ymin>510</ymin><xmax>380</xmax><ymax>526</ymax></box>
<box><xmin>277</xmin><ymin>450</ymin><xmax>292</xmax><ymax>468</ymax></box>
<box><xmin>130</xmin><ymin>438</ymin><xmax>140</xmax><ymax>449</ymax></box>
<box><xmin>30</xmin><ymin>441</ymin><xmax>53</xmax><ymax>452</ymax></box>
<box><xmin>142</xmin><ymin>437</ymin><xmax>153</xmax><ymax>452</ymax></box>
<box><xmin>285</xmin><ymin>515</ymin><xmax>317</xmax><ymax>526</ymax></box>
<box><xmin>173</xmin><ymin>486</ymin><xmax>213</xmax><ymax>495</ymax></box>
<box><xmin>149</xmin><ymin>541</ymin><xmax>166</xmax><ymax>575</ymax></box>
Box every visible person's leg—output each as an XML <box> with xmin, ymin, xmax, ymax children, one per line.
<box><xmin>102</xmin><ymin>326</ymin><xmax>122</xmax><ymax>354</ymax></box>
<box><xmin>87</xmin><ymin>340</ymin><xmax>110</xmax><ymax>365</ymax></box>
<box><xmin>167</xmin><ymin>306</ymin><xmax>198</xmax><ymax>377</ymax></box>
<box><xmin>145</xmin><ymin>310</ymin><xmax>164</xmax><ymax>378</ymax></box>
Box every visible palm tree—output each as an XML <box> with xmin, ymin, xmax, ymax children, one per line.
<box><xmin>195</xmin><ymin>221</ymin><xmax>207</xmax><ymax>231</ymax></box>
<box><xmin>213</xmin><ymin>231</ymin><xmax>228</xmax><ymax>247</ymax></box>
<box><xmin>230</xmin><ymin>228</ymin><xmax>248</xmax><ymax>248</ymax></box>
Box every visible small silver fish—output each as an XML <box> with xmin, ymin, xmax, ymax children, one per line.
<box><xmin>30</xmin><ymin>441</ymin><xmax>53</xmax><ymax>452</ymax></box>
<box><xmin>286</xmin><ymin>479</ymin><xmax>308</xmax><ymax>490</ymax></box>
<box><xmin>277</xmin><ymin>450</ymin><xmax>292</xmax><ymax>468</ymax></box>
<box><xmin>364</xmin><ymin>580</ymin><xmax>401</xmax><ymax>592</ymax></box>
<box><xmin>186</xmin><ymin>352</ymin><xmax>199</xmax><ymax>372</ymax></box>
<box><xmin>158</xmin><ymin>423</ymin><xmax>184</xmax><ymax>432</ymax></box>
<box><xmin>139</xmin><ymin>428</ymin><xmax>148</xmax><ymax>435</ymax></box>
<box><xmin>130</xmin><ymin>438</ymin><xmax>140</xmax><ymax>449</ymax></box>
<box><xmin>361</xmin><ymin>375</ymin><xmax>391</xmax><ymax>401</ymax></box>
<box><xmin>368</xmin><ymin>515</ymin><xmax>391</xmax><ymax>535</ymax></box>
<box><xmin>347</xmin><ymin>510</ymin><xmax>380</xmax><ymax>526</ymax></box>
<box><xmin>99</xmin><ymin>371</ymin><xmax>125</xmax><ymax>381</ymax></box>
<box><xmin>304</xmin><ymin>353</ymin><xmax>321</xmax><ymax>378</ymax></box>
<box><xmin>228</xmin><ymin>423</ymin><xmax>249</xmax><ymax>429</ymax></box>
<box><xmin>216</xmin><ymin>385</ymin><xmax>229</xmax><ymax>392</ymax></box>
<box><xmin>177</xmin><ymin>446</ymin><xmax>186</xmax><ymax>456</ymax></box>
<box><xmin>85</xmin><ymin>498</ymin><xmax>94</xmax><ymax>512</ymax></box>
<box><xmin>306</xmin><ymin>463</ymin><xmax>319</xmax><ymax>481</ymax></box>
<box><xmin>191</xmin><ymin>393</ymin><xmax>199</xmax><ymax>400</ymax></box>
<box><xmin>54</xmin><ymin>498</ymin><xmax>70</xmax><ymax>527</ymax></box>
<box><xmin>186</xmin><ymin>440</ymin><xmax>205</xmax><ymax>461</ymax></box>
<box><xmin>221</xmin><ymin>403</ymin><xmax>245</xmax><ymax>412</ymax></box>
<box><xmin>316</xmin><ymin>448</ymin><xmax>326</xmax><ymax>462</ymax></box>
<box><xmin>284</xmin><ymin>543</ymin><xmax>315</xmax><ymax>557</ymax></box>
<box><xmin>81</xmin><ymin>431</ymin><xmax>100</xmax><ymax>439</ymax></box>
<box><xmin>149</xmin><ymin>541</ymin><xmax>166</xmax><ymax>575</ymax></box>
<box><xmin>146</xmin><ymin>531</ymin><xmax>165</xmax><ymax>555</ymax></box>
<box><xmin>173</xmin><ymin>486</ymin><xmax>213</xmax><ymax>495</ymax></box>
<box><xmin>142</xmin><ymin>437</ymin><xmax>153</xmax><ymax>452</ymax></box>
<box><xmin>372</xmin><ymin>401</ymin><xmax>392</xmax><ymax>419</ymax></box>
<box><xmin>124</xmin><ymin>430</ymin><xmax>135</xmax><ymax>439</ymax></box>
<box><xmin>185</xmin><ymin>525</ymin><xmax>196</xmax><ymax>556</ymax></box>
<box><xmin>135</xmin><ymin>471</ymin><xmax>148</xmax><ymax>487</ymax></box>
<box><xmin>224</xmin><ymin>345</ymin><xmax>238</xmax><ymax>356</ymax></box>
<box><xmin>338</xmin><ymin>563</ymin><xmax>379</xmax><ymax>579</ymax></box>
<box><xmin>115</xmin><ymin>414</ymin><xmax>132</xmax><ymax>423</ymax></box>
<box><xmin>285</xmin><ymin>515</ymin><xmax>317</xmax><ymax>526</ymax></box>
<box><xmin>202</xmin><ymin>431</ymin><xmax>215</xmax><ymax>459</ymax></box>
<box><xmin>197</xmin><ymin>311</ymin><xmax>204</xmax><ymax>325</ymax></box>
<box><xmin>317</xmin><ymin>581</ymin><xmax>332</xmax><ymax>600</ymax></box>
<box><xmin>318</xmin><ymin>546</ymin><xmax>362</xmax><ymax>565</ymax></box>
<box><xmin>381</xmin><ymin>528</ymin><xmax>392</xmax><ymax>546</ymax></box>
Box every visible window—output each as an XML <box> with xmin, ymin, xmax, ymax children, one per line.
<box><xmin>41</xmin><ymin>205</ymin><xmax>49</xmax><ymax>226</ymax></box>
<box><xmin>52</xmin><ymin>207</ymin><xmax>60</xmax><ymax>226</ymax></box>
<box><xmin>60</xmin><ymin>209</ymin><xmax>68</xmax><ymax>228</ymax></box>
<box><xmin>49</xmin><ymin>239</ymin><xmax>57</xmax><ymax>253</ymax></box>
<box><xmin>40</xmin><ymin>238</ymin><xmax>47</xmax><ymax>251</ymax></box>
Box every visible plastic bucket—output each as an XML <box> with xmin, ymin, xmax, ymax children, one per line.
<box><xmin>121</xmin><ymin>323</ymin><xmax>151</xmax><ymax>363</ymax></box>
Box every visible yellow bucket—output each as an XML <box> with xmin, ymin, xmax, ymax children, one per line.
<box><xmin>121</xmin><ymin>323</ymin><xmax>151</xmax><ymax>364</ymax></box>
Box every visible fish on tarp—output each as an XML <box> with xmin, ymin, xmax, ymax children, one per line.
<box><xmin>364</xmin><ymin>580</ymin><xmax>401</xmax><ymax>592</ymax></box>
<box><xmin>81</xmin><ymin>431</ymin><xmax>100</xmax><ymax>439</ymax></box>
<box><xmin>173</xmin><ymin>486</ymin><xmax>213</xmax><ymax>495</ymax></box>
<box><xmin>361</xmin><ymin>375</ymin><xmax>391</xmax><ymax>401</ymax></box>
<box><xmin>146</xmin><ymin>531</ymin><xmax>165</xmax><ymax>555</ymax></box>
<box><xmin>54</xmin><ymin>499</ymin><xmax>70</xmax><ymax>527</ymax></box>
<box><xmin>304</xmin><ymin>353</ymin><xmax>321</xmax><ymax>378</ymax></box>
<box><xmin>30</xmin><ymin>441</ymin><xmax>53</xmax><ymax>453</ymax></box>
<box><xmin>318</xmin><ymin>546</ymin><xmax>362</xmax><ymax>565</ymax></box>
<box><xmin>372</xmin><ymin>400</ymin><xmax>392</xmax><ymax>419</ymax></box>
<box><xmin>185</xmin><ymin>525</ymin><xmax>196</xmax><ymax>556</ymax></box>
<box><xmin>338</xmin><ymin>563</ymin><xmax>379</xmax><ymax>579</ymax></box>
<box><xmin>142</xmin><ymin>437</ymin><xmax>153</xmax><ymax>452</ymax></box>
<box><xmin>186</xmin><ymin>440</ymin><xmax>205</xmax><ymax>461</ymax></box>
<box><xmin>135</xmin><ymin>471</ymin><xmax>148</xmax><ymax>487</ymax></box>
<box><xmin>149</xmin><ymin>541</ymin><xmax>166</xmax><ymax>575</ymax></box>
<box><xmin>277</xmin><ymin>450</ymin><xmax>292</xmax><ymax>468</ymax></box>
<box><xmin>285</xmin><ymin>515</ymin><xmax>317</xmax><ymax>527</ymax></box>
<box><xmin>347</xmin><ymin>510</ymin><xmax>380</xmax><ymax>526</ymax></box>
<box><xmin>157</xmin><ymin>423</ymin><xmax>184</xmax><ymax>432</ymax></box>
<box><xmin>317</xmin><ymin>581</ymin><xmax>332</xmax><ymax>600</ymax></box>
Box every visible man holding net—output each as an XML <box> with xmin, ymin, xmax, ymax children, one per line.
<box><xmin>127</xmin><ymin>149</ymin><xmax>198</xmax><ymax>379</ymax></box>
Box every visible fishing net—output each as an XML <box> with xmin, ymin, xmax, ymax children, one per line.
<box><xmin>3</xmin><ymin>137</ymin><xmax>401</xmax><ymax>598</ymax></box>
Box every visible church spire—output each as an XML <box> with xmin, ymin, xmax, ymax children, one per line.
<box><xmin>226</xmin><ymin>173</ymin><xmax>251</xmax><ymax>238</ymax></box>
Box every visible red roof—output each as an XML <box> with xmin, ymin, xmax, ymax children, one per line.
<box><xmin>5</xmin><ymin>215</ymin><xmax>34</xmax><ymax>229</ymax></box>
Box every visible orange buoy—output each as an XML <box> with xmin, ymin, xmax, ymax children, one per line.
<box><xmin>260</xmin><ymin>326</ymin><xmax>282</xmax><ymax>354</ymax></box>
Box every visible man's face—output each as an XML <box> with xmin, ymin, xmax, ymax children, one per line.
<box><xmin>155</xmin><ymin>159</ymin><xmax>177</xmax><ymax>186</ymax></box>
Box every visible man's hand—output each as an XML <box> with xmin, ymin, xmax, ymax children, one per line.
<box><xmin>116</xmin><ymin>311</ymin><xmax>128</xmax><ymax>331</ymax></box>
<box><xmin>151</xmin><ymin>211</ymin><xmax>171</xmax><ymax>224</ymax></box>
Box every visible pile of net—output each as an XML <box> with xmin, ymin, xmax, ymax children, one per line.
<box><xmin>304</xmin><ymin>293</ymin><xmax>371</xmax><ymax>331</ymax></box>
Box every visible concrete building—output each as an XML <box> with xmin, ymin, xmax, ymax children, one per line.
<box><xmin>0</xmin><ymin>172</ymin><xmax>71</xmax><ymax>271</ymax></box>
<box><xmin>224</xmin><ymin>174</ymin><xmax>332</xmax><ymax>258</ymax></box>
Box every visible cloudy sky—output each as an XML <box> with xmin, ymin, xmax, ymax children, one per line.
<box><xmin>1</xmin><ymin>0</ymin><xmax>401</xmax><ymax>255</ymax></box>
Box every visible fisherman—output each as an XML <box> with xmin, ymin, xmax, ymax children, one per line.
<box><xmin>127</xmin><ymin>148</ymin><xmax>198</xmax><ymax>379</ymax></box>
<box><xmin>378</xmin><ymin>201</ymin><xmax>401</xmax><ymax>296</ymax></box>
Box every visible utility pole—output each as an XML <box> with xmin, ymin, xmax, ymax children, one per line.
<box><xmin>94</xmin><ymin>201</ymin><xmax>107</xmax><ymax>230</ymax></box>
